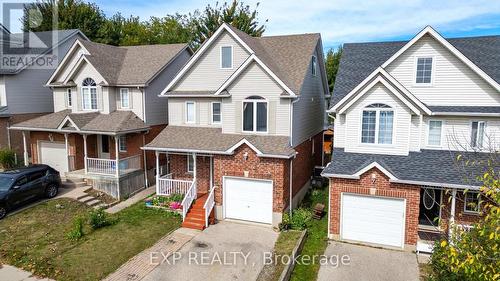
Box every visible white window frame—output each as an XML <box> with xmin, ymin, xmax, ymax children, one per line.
<box><xmin>185</xmin><ymin>101</ymin><xmax>196</xmax><ymax>124</ymax></box>
<box><xmin>470</xmin><ymin>121</ymin><xmax>486</xmax><ymax>149</ymax></box>
<box><xmin>464</xmin><ymin>191</ymin><xmax>481</xmax><ymax>214</ymax></box>
<box><xmin>66</xmin><ymin>88</ymin><xmax>73</xmax><ymax>108</ymax></box>
<box><xmin>242</xmin><ymin>98</ymin><xmax>268</xmax><ymax>134</ymax></box>
<box><xmin>360</xmin><ymin>104</ymin><xmax>394</xmax><ymax>145</ymax></box>
<box><xmin>81</xmin><ymin>78</ymin><xmax>97</xmax><ymax>111</ymax></box>
<box><xmin>187</xmin><ymin>153</ymin><xmax>194</xmax><ymax>173</ymax></box>
<box><xmin>311</xmin><ymin>55</ymin><xmax>317</xmax><ymax>76</ymax></box>
<box><xmin>427</xmin><ymin>119</ymin><xmax>444</xmax><ymax>147</ymax></box>
<box><xmin>120</xmin><ymin>88</ymin><xmax>130</xmax><ymax>109</ymax></box>
<box><xmin>118</xmin><ymin>135</ymin><xmax>127</xmax><ymax>152</ymax></box>
<box><xmin>211</xmin><ymin>101</ymin><xmax>222</xmax><ymax>124</ymax></box>
<box><xmin>414</xmin><ymin>56</ymin><xmax>434</xmax><ymax>86</ymax></box>
<box><xmin>220</xmin><ymin>45</ymin><xmax>233</xmax><ymax>69</ymax></box>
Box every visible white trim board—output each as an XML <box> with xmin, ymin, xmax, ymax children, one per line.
<box><xmin>46</xmin><ymin>39</ymin><xmax>91</xmax><ymax>86</ymax></box>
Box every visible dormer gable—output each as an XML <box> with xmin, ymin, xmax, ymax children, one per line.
<box><xmin>47</xmin><ymin>39</ymin><xmax>91</xmax><ymax>85</ymax></box>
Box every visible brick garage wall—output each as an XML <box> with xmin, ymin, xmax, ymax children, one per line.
<box><xmin>0</xmin><ymin>113</ymin><xmax>49</xmax><ymax>160</ymax></box>
<box><xmin>291</xmin><ymin>132</ymin><xmax>323</xmax><ymax>200</ymax></box>
<box><xmin>329</xmin><ymin>167</ymin><xmax>420</xmax><ymax>246</ymax></box>
<box><xmin>168</xmin><ymin>153</ymin><xmax>211</xmax><ymax>194</ymax></box>
<box><xmin>440</xmin><ymin>190</ymin><xmax>483</xmax><ymax>231</ymax></box>
<box><xmin>213</xmin><ymin>144</ymin><xmax>290</xmax><ymax>213</ymax></box>
<box><xmin>0</xmin><ymin>117</ymin><xmax>9</xmax><ymax>151</ymax></box>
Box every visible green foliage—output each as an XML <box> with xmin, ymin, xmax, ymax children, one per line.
<box><xmin>280</xmin><ymin>208</ymin><xmax>313</xmax><ymax>231</ymax></box>
<box><xmin>66</xmin><ymin>216</ymin><xmax>84</xmax><ymax>241</ymax></box>
<box><xmin>325</xmin><ymin>46</ymin><xmax>343</xmax><ymax>93</ymax></box>
<box><xmin>279</xmin><ymin>212</ymin><xmax>292</xmax><ymax>231</ymax></box>
<box><xmin>170</xmin><ymin>193</ymin><xmax>184</xmax><ymax>203</ymax></box>
<box><xmin>428</xmin><ymin>156</ymin><xmax>499</xmax><ymax>281</ymax></box>
<box><xmin>88</xmin><ymin>208</ymin><xmax>114</xmax><ymax>230</ymax></box>
<box><xmin>0</xmin><ymin>148</ymin><xmax>17</xmax><ymax>169</ymax></box>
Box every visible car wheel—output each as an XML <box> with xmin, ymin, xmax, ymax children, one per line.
<box><xmin>46</xmin><ymin>184</ymin><xmax>58</xmax><ymax>198</ymax></box>
<box><xmin>0</xmin><ymin>206</ymin><xmax>6</xmax><ymax>220</ymax></box>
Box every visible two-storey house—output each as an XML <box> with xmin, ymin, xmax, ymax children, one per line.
<box><xmin>0</xmin><ymin>29</ymin><xmax>86</xmax><ymax>159</ymax></box>
<box><xmin>322</xmin><ymin>26</ymin><xmax>499</xmax><ymax>251</ymax></box>
<box><xmin>144</xmin><ymin>23</ymin><xmax>329</xmax><ymax>229</ymax></box>
<box><xmin>11</xmin><ymin>39</ymin><xmax>191</xmax><ymax>199</ymax></box>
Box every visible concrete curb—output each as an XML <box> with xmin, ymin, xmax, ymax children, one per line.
<box><xmin>278</xmin><ymin>229</ymin><xmax>308</xmax><ymax>281</ymax></box>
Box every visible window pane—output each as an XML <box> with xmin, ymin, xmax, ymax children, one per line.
<box><xmin>119</xmin><ymin>136</ymin><xmax>127</xmax><ymax>151</ymax></box>
<box><xmin>428</xmin><ymin>120</ymin><xmax>442</xmax><ymax>145</ymax></box>
<box><xmin>465</xmin><ymin>192</ymin><xmax>480</xmax><ymax>212</ymax></box>
<box><xmin>471</xmin><ymin>121</ymin><xmax>478</xmax><ymax>147</ymax></box>
<box><xmin>186</xmin><ymin>102</ymin><xmax>195</xmax><ymax>123</ymax></box>
<box><xmin>378</xmin><ymin>111</ymin><xmax>393</xmax><ymax>144</ymax></box>
<box><xmin>67</xmin><ymin>89</ymin><xmax>72</xmax><ymax>107</ymax></box>
<box><xmin>82</xmin><ymin>88</ymin><xmax>90</xmax><ymax>109</ymax></box>
<box><xmin>121</xmin><ymin>89</ymin><xmax>129</xmax><ymax>108</ymax></box>
<box><xmin>256</xmin><ymin>102</ymin><xmax>267</xmax><ymax>132</ymax></box>
<box><xmin>478</xmin><ymin>122</ymin><xmax>485</xmax><ymax>148</ymax></box>
<box><xmin>416</xmin><ymin>57</ymin><xmax>433</xmax><ymax>84</ymax></box>
<box><xmin>91</xmin><ymin>88</ymin><xmax>97</xmax><ymax>109</ymax></box>
<box><xmin>212</xmin><ymin>103</ymin><xmax>221</xmax><ymax>123</ymax></box>
<box><xmin>312</xmin><ymin>56</ymin><xmax>317</xmax><ymax>76</ymax></box>
<box><xmin>361</xmin><ymin>111</ymin><xmax>376</xmax><ymax>143</ymax></box>
<box><xmin>221</xmin><ymin>46</ymin><xmax>232</xmax><ymax>68</ymax></box>
<box><xmin>243</xmin><ymin>102</ymin><xmax>254</xmax><ymax>131</ymax></box>
<box><xmin>188</xmin><ymin>154</ymin><xmax>194</xmax><ymax>172</ymax></box>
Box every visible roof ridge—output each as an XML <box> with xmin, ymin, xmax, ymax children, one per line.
<box><xmin>343</xmin><ymin>33</ymin><xmax>500</xmax><ymax>46</ymax></box>
<box><xmin>259</xmin><ymin>33</ymin><xmax>320</xmax><ymax>38</ymax></box>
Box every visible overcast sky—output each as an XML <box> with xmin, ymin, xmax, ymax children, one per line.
<box><xmin>3</xmin><ymin>0</ymin><xmax>500</xmax><ymax>49</ymax></box>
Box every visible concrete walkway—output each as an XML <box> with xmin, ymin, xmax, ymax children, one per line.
<box><xmin>103</xmin><ymin>228</ymin><xmax>200</xmax><ymax>281</ymax></box>
<box><xmin>106</xmin><ymin>186</ymin><xmax>155</xmax><ymax>214</ymax></box>
<box><xmin>0</xmin><ymin>264</ymin><xmax>54</xmax><ymax>281</ymax></box>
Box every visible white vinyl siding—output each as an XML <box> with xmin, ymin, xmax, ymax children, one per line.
<box><xmin>174</xmin><ymin>32</ymin><xmax>250</xmax><ymax>91</ymax></box>
<box><xmin>168</xmin><ymin>97</ymin><xmax>223</xmax><ymax>127</ymax></box>
<box><xmin>386</xmin><ymin>34</ymin><xmax>500</xmax><ymax>106</ymax></box>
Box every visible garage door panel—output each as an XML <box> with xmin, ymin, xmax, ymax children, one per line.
<box><xmin>224</xmin><ymin>177</ymin><xmax>273</xmax><ymax>224</ymax></box>
<box><xmin>39</xmin><ymin>142</ymin><xmax>68</xmax><ymax>174</ymax></box>
<box><xmin>341</xmin><ymin>193</ymin><xmax>405</xmax><ymax>248</ymax></box>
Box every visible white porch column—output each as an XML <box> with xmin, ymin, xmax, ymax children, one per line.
<box><xmin>449</xmin><ymin>189</ymin><xmax>457</xmax><ymax>238</ymax></box>
<box><xmin>193</xmin><ymin>152</ymin><xmax>197</xmax><ymax>179</ymax></box>
<box><xmin>22</xmin><ymin>131</ymin><xmax>28</xmax><ymax>166</ymax></box>
<box><xmin>115</xmin><ymin>136</ymin><xmax>120</xmax><ymax>178</ymax></box>
<box><xmin>155</xmin><ymin>151</ymin><xmax>160</xmax><ymax>194</ymax></box>
<box><xmin>83</xmin><ymin>134</ymin><xmax>88</xmax><ymax>174</ymax></box>
<box><xmin>64</xmin><ymin>133</ymin><xmax>69</xmax><ymax>170</ymax></box>
<box><xmin>166</xmin><ymin>152</ymin><xmax>169</xmax><ymax>174</ymax></box>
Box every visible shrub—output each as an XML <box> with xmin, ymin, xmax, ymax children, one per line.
<box><xmin>88</xmin><ymin>208</ymin><xmax>113</xmax><ymax>230</ymax></box>
<box><xmin>279</xmin><ymin>212</ymin><xmax>291</xmax><ymax>231</ymax></box>
<box><xmin>0</xmin><ymin>148</ymin><xmax>16</xmax><ymax>169</ymax></box>
<box><xmin>170</xmin><ymin>193</ymin><xmax>184</xmax><ymax>203</ymax></box>
<box><xmin>290</xmin><ymin>208</ymin><xmax>313</xmax><ymax>230</ymax></box>
<box><xmin>66</xmin><ymin>217</ymin><xmax>84</xmax><ymax>241</ymax></box>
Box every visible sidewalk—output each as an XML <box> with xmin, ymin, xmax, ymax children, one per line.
<box><xmin>103</xmin><ymin>227</ymin><xmax>200</xmax><ymax>281</ymax></box>
<box><xmin>106</xmin><ymin>186</ymin><xmax>155</xmax><ymax>214</ymax></box>
<box><xmin>0</xmin><ymin>264</ymin><xmax>54</xmax><ymax>281</ymax></box>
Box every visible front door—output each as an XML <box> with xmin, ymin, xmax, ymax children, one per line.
<box><xmin>419</xmin><ymin>188</ymin><xmax>442</xmax><ymax>228</ymax></box>
<box><xmin>98</xmin><ymin>135</ymin><xmax>110</xmax><ymax>159</ymax></box>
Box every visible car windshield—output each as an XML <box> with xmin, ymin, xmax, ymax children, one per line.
<box><xmin>0</xmin><ymin>176</ymin><xmax>15</xmax><ymax>191</ymax></box>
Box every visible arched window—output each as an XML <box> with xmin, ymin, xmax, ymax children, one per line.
<box><xmin>82</xmin><ymin>78</ymin><xmax>97</xmax><ymax>110</ymax></box>
<box><xmin>243</xmin><ymin>96</ymin><xmax>268</xmax><ymax>133</ymax></box>
<box><xmin>361</xmin><ymin>103</ymin><xmax>393</xmax><ymax>144</ymax></box>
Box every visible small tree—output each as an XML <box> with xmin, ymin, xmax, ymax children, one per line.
<box><xmin>325</xmin><ymin>46</ymin><xmax>343</xmax><ymax>93</ymax></box>
<box><xmin>0</xmin><ymin>148</ymin><xmax>17</xmax><ymax>169</ymax></box>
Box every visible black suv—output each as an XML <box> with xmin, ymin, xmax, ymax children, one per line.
<box><xmin>0</xmin><ymin>165</ymin><xmax>61</xmax><ymax>219</ymax></box>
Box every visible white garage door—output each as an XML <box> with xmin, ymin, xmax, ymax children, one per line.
<box><xmin>341</xmin><ymin>193</ymin><xmax>406</xmax><ymax>248</ymax></box>
<box><xmin>39</xmin><ymin>142</ymin><xmax>68</xmax><ymax>174</ymax></box>
<box><xmin>224</xmin><ymin>177</ymin><xmax>273</xmax><ymax>224</ymax></box>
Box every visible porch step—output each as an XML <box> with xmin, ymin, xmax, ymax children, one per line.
<box><xmin>181</xmin><ymin>220</ymin><xmax>205</xmax><ymax>230</ymax></box>
<box><xmin>85</xmin><ymin>199</ymin><xmax>102</xmax><ymax>207</ymax></box>
<box><xmin>181</xmin><ymin>193</ymin><xmax>210</xmax><ymax>231</ymax></box>
<box><xmin>80</xmin><ymin>195</ymin><xmax>96</xmax><ymax>203</ymax></box>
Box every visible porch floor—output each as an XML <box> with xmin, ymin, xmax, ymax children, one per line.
<box><xmin>66</xmin><ymin>168</ymin><xmax>142</xmax><ymax>179</ymax></box>
<box><xmin>417</xmin><ymin>230</ymin><xmax>446</xmax><ymax>254</ymax></box>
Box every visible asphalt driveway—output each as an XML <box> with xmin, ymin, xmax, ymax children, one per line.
<box><xmin>142</xmin><ymin>221</ymin><xmax>278</xmax><ymax>281</ymax></box>
<box><xmin>317</xmin><ymin>241</ymin><xmax>419</xmax><ymax>281</ymax></box>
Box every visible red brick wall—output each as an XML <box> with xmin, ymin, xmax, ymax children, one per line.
<box><xmin>440</xmin><ymin>191</ymin><xmax>483</xmax><ymax>231</ymax></box>
<box><xmin>213</xmin><ymin>144</ymin><xmax>290</xmax><ymax>212</ymax></box>
<box><xmin>0</xmin><ymin>113</ymin><xmax>49</xmax><ymax>160</ymax></box>
<box><xmin>168</xmin><ymin>153</ymin><xmax>211</xmax><ymax>194</ymax></box>
<box><xmin>144</xmin><ymin>125</ymin><xmax>166</xmax><ymax>170</ymax></box>
<box><xmin>329</xmin><ymin>167</ymin><xmax>420</xmax><ymax>245</ymax></box>
<box><xmin>0</xmin><ymin>117</ymin><xmax>9</xmax><ymax>151</ymax></box>
<box><xmin>292</xmin><ymin>132</ymin><xmax>323</xmax><ymax>199</ymax></box>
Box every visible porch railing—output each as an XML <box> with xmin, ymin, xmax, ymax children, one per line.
<box><xmin>203</xmin><ymin>186</ymin><xmax>216</xmax><ymax>228</ymax></box>
<box><xmin>118</xmin><ymin>155</ymin><xmax>141</xmax><ymax>175</ymax></box>
<box><xmin>181</xmin><ymin>178</ymin><xmax>197</xmax><ymax>221</ymax></box>
<box><xmin>157</xmin><ymin>174</ymin><xmax>194</xmax><ymax>196</ymax></box>
<box><xmin>86</xmin><ymin>154</ymin><xmax>141</xmax><ymax>176</ymax></box>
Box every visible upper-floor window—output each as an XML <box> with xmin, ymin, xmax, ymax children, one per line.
<box><xmin>82</xmin><ymin>78</ymin><xmax>97</xmax><ymax>110</ymax></box>
<box><xmin>186</xmin><ymin>101</ymin><xmax>196</xmax><ymax>123</ymax></box>
<box><xmin>66</xmin><ymin>88</ymin><xmax>72</xmax><ymax>108</ymax></box>
<box><xmin>464</xmin><ymin>191</ymin><xmax>481</xmax><ymax>214</ymax></box>
<box><xmin>120</xmin><ymin>88</ymin><xmax>130</xmax><ymax>109</ymax></box>
<box><xmin>212</xmin><ymin>102</ymin><xmax>221</xmax><ymax>124</ymax></box>
<box><xmin>415</xmin><ymin>57</ymin><xmax>433</xmax><ymax>84</ymax></box>
<box><xmin>361</xmin><ymin>103</ymin><xmax>393</xmax><ymax>144</ymax></box>
<box><xmin>428</xmin><ymin>120</ymin><xmax>443</xmax><ymax>146</ymax></box>
<box><xmin>243</xmin><ymin>96</ymin><xmax>267</xmax><ymax>133</ymax></box>
<box><xmin>471</xmin><ymin>121</ymin><xmax>486</xmax><ymax>149</ymax></box>
<box><xmin>221</xmin><ymin>46</ymin><xmax>233</xmax><ymax>69</ymax></box>
<box><xmin>119</xmin><ymin>135</ymin><xmax>127</xmax><ymax>152</ymax></box>
<box><xmin>311</xmin><ymin>55</ymin><xmax>317</xmax><ymax>76</ymax></box>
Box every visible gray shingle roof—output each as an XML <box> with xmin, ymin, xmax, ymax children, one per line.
<box><xmin>145</xmin><ymin>126</ymin><xmax>295</xmax><ymax>157</ymax></box>
<box><xmin>0</xmin><ymin>106</ymin><xmax>9</xmax><ymax>117</ymax></box>
<box><xmin>322</xmin><ymin>148</ymin><xmax>497</xmax><ymax>187</ymax></box>
<box><xmin>332</xmin><ymin>35</ymin><xmax>500</xmax><ymax>107</ymax></box>
<box><xmin>77</xmin><ymin>40</ymin><xmax>188</xmax><ymax>86</ymax></box>
<box><xmin>427</xmin><ymin>106</ymin><xmax>500</xmax><ymax>114</ymax></box>
<box><xmin>11</xmin><ymin>110</ymin><xmax>148</xmax><ymax>133</ymax></box>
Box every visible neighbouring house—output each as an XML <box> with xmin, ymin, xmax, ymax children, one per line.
<box><xmin>143</xmin><ymin>23</ymin><xmax>329</xmax><ymax>229</ymax></box>
<box><xmin>322</xmin><ymin>26</ymin><xmax>500</xmax><ymax>252</ymax></box>
<box><xmin>0</xmin><ymin>29</ymin><xmax>87</xmax><ymax>159</ymax></box>
<box><xmin>10</xmin><ymin>39</ymin><xmax>192</xmax><ymax>199</ymax></box>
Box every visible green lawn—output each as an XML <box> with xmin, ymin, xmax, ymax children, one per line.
<box><xmin>0</xmin><ymin>198</ymin><xmax>181</xmax><ymax>281</ymax></box>
<box><xmin>290</xmin><ymin>184</ymin><xmax>329</xmax><ymax>281</ymax></box>
<box><xmin>257</xmin><ymin>230</ymin><xmax>303</xmax><ymax>281</ymax></box>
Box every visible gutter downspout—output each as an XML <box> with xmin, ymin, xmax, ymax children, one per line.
<box><xmin>289</xmin><ymin>157</ymin><xmax>293</xmax><ymax>217</ymax></box>
<box><xmin>139</xmin><ymin>87</ymin><xmax>146</xmax><ymax>123</ymax></box>
<box><xmin>143</xmin><ymin>133</ymin><xmax>148</xmax><ymax>187</ymax></box>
